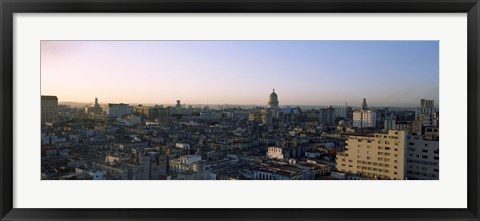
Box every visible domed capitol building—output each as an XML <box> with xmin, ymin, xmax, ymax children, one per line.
<box><xmin>268</xmin><ymin>89</ymin><xmax>279</xmax><ymax>109</ymax></box>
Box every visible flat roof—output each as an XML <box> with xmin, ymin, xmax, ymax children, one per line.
<box><xmin>41</xmin><ymin>95</ymin><xmax>58</xmax><ymax>100</ymax></box>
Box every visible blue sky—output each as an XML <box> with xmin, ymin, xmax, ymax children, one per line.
<box><xmin>41</xmin><ymin>40</ymin><xmax>439</xmax><ymax>107</ymax></box>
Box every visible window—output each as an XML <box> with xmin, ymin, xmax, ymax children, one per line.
<box><xmin>422</xmin><ymin>149</ymin><xmax>428</xmax><ymax>153</ymax></box>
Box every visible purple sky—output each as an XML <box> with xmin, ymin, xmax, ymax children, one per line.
<box><xmin>41</xmin><ymin>41</ymin><xmax>439</xmax><ymax>107</ymax></box>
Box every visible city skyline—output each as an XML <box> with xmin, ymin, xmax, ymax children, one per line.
<box><xmin>41</xmin><ymin>41</ymin><xmax>439</xmax><ymax>107</ymax></box>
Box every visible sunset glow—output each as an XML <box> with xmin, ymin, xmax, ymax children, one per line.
<box><xmin>41</xmin><ymin>41</ymin><xmax>439</xmax><ymax>107</ymax></box>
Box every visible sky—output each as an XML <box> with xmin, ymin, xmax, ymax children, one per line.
<box><xmin>41</xmin><ymin>41</ymin><xmax>439</xmax><ymax>107</ymax></box>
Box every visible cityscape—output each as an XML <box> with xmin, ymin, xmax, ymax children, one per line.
<box><xmin>41</xmin><ymin>41</ymin><xmax>439</xmax><ymax>180</ymax></box>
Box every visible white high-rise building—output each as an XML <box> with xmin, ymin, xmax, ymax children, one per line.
<box><xmin>352</xmin><ymin>98</ymin><xmax>376</xmax><ymax>128</ymax></box>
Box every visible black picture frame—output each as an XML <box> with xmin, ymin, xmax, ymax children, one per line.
<box><xmin>1</xmin><ymin>0</ymin><xmax>479</xmax><ymax>220</ymax></box>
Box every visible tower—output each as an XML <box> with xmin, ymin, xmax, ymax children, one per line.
<box><xmin>93</xmin><ymin>96</ymin><xmax>102</xmax><ymax>116</ymax></box>
<box><xmin>361</xmin><ymin>98</ymin><xmax>368</xmax><ymax>111</ymax></box>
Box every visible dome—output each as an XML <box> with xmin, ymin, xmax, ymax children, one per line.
<box><xmin>268</xmin><ymin>89</ymin><xmax>279</xmax><ymax>109</ymax></box>
<box><xmin>270</xmin><ymin>91</ymin><xmax>278</xmax><ymax>99</ymax></box>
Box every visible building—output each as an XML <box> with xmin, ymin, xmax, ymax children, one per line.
<box><xmin>415</xmin><ymin>99</ymin><xmax>436</xmax><ymax>127</ymax></box>
<box><xmin>107</xmin><ymin>103</ymin><xmax>133</xmax><ymax>117</ymax></box>
<box><xmin>335</xmin><ymin>103</ymin><xmax>348</xmax><ymax>119</ymax></box>
<box><xmin>267</xmin><ymin>147</ymin><xmax>285</xmax><ymax>159</ymax></box>
<box><xmin>93</xmin><ymin>97</ymin><xmax>102</xmax><ymax>115</ymax></box>
<box><xmin>84</xmin><ymin>97</ymin><xmax>103</xmax><ymax>117</ymax></box>
<box><xmin>266</xmin><ymin>146</ymin><xmax>306</xmax><ymax>160</ymax></box>
<box><xmin>41</xmin><ymin>95</ymin><xmax>58</xmax><ymax>124</ymax></box>
<box><xmin>319</xmin><ymin>105</ymin><xmax>336</xmax><ymax>127</ymax></box>
<box><xmin>405</xmin><ymin>134</ymin><xmax>439</xmax><ymax>180</ymax></box>
<box><xmin>169</xmin><ymin>155</ymin><xmax>202</xmax><ymax>173</ymax></box>
<box><xmin>433</xmin><ymin>111</ymin><xmax>439</xmax><ymax>127</ymax></box>
<box><xmin>384</xmin><ymin>114</ymin><xmax>408</xmax><ymax>131</ymax></box>
<box><xmin>176</xmin><ymin>100</ymin><xmax>182</xmax><ymax>110</ymax></box>
<box><xmin>133</xmin><ymin>105</ymin><xmax>165</xmax><ymax>120</ymax></box>
<box><xmin>420</xmin><ymin>99</ymin><xmax>434</xmax><ymax>109</ymax></box>
<box><xmin>268</xmin><ymin>89</ymin><xmax>279</xmax><ymax>109</ymax></box>
<box><xmin>116</xmin><ymin>115</ymin><xmax>141</xmax><ymax>126</ymax></box>
<box><xmin>176</xmin><ymin>143</ymin><xmax>191</xmax><ymax>151</ymax></box>
<box><xmin>336</xmin><ymin>130</ymin><xmax>406</xmax><ymax>180</ymax></box>
<box><xmin>352</xmin><ymin>98</ymin><xmax>377</xmax><ymax>128</ymax></box>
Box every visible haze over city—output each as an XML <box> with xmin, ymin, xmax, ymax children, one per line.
<box><xmin>41</xmin><ymin>41</ymin><xmax>439</xmax><ymax>107</ymax></box>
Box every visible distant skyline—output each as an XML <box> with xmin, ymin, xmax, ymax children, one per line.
<box><xmin>41</xmin><ymin>41</ymin><xmax>439</xmax><ymax>107</ymax></box>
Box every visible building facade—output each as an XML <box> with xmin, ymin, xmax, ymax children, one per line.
<box><xmin>336</xmin><ymin>130</ymin><xmax>406</xmax><ymax>180</ymax></box>
<box><xmin>415</xmin><ymin>99</ymin><xmax>436</xmax><ymax>127</ymax></box>
<box><xmin>108</xmin><ymin>103</ymin><xmax>133</xmax><ymax>117</ymax></box>
<box><xmin>353</xmin><ymin>110</ymin><xmax>377</xmax><ymax>128</ymax></box>
<box><xmin>41</xmin><ymin>95</ymin><xmax>58</xmax><ymax>124</ymax></box>
<box><xmin>319</xmin><ymin>106</ymin><xmax>335</xmax><ymax>127</ymax></box>
<box><xmin>352</xmin><ymin>98</ymin><xmax>377</xmax><ymax>128</ymax></box>
<box><xmin>405</xmin><ymin>134</ymin><xmax>439</xmax><ymax>180</ymax></box>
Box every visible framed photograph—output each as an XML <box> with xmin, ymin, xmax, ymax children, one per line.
<box><xmin>1</xmin><ymin>0</ymin><xmax>479</xmax><ymax>220</ymax></box>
